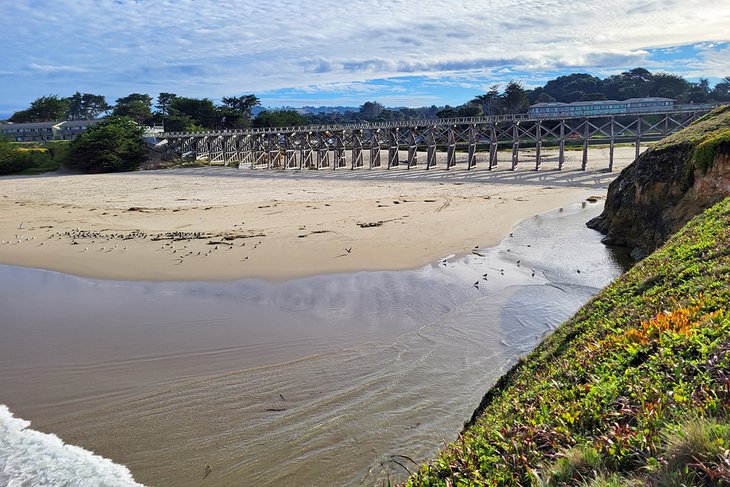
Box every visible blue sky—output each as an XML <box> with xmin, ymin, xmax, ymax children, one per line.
<box><xmin>1</xmin><ymin>0</ymin><xmax>729</xmax><ymax>118</ymax></box>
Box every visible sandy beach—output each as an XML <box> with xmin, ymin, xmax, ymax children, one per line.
<box><xmin>0</xmin><ymin>147</ymin><xmax>639</xmax><ymax>281</ymax></box>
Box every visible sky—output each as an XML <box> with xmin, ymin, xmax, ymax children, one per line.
<box><xmin>1</xmin><ymin>0</ymin><xmax>729</xmax><ymax>118</ymax></box>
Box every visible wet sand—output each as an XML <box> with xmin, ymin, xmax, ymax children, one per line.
<box><xmin>0</xmin><ymin>147</ymin><xmax>639</xmax><ymax>281</ymax></box>
<box><xmin>0</xmin><ymin>203</ymin><xmax>629</xmax><ymax>486</ymax></box>
<box><xmin>0</xmin><ymin>147</ymin><xmax>638</xmax><ymax>485</ymax></box>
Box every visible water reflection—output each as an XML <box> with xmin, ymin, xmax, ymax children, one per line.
<box><xmin>0</xmin><ymin>202</ymin><xmax>628</xmax><ymax>486</ymax></box>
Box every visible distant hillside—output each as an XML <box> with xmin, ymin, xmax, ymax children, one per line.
<box><xmin>588</xmin><ymin>105</ymin><xmax>730</xmax><ymax>259</ymax></box>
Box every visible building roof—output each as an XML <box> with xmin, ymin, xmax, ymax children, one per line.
<box><xmin>623</xmin><ymin>97</ymin><xmax>676</xmax><ymax>103</ymax></box>
<box><xmin>0</xmin><ymin>119</ymin><xmax>105</xmax><ymax>132</ymax></box>
<box><xmin>60</xmin><ymin>119</ymin><xmax>103</xmax><ymax>128</ymax></box>
<box><xmin>0</xmin><ymin>121</ymin><xmax>62</xmax><ymax>130</ymax></box>
<box><xmin>530</xmin><ymin>97</ymin><xmax>676</xmax><ymax>109</ymax></box>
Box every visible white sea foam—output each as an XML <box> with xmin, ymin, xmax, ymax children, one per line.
<box><xmin>0</xmin><ymin>404</ymin><xmax>144</xmax><ymax>486</ymax></box>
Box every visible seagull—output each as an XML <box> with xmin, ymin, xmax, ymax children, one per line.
<box><xmin>345</xmin><ymin>247</ymin><xmax>352</xmax><ymax>253</ymax></box>
<box><xmin>473</xmin><ymin>281</ymin><xmax>479</xmax><ymax>288</ymax></box>
<box><xmin>18</xmin><ymin>222</ymin><xmax>23</xmax><ymax>229</ymax></box>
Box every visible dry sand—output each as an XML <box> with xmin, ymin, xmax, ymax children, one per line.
<box><xmin>0</xmin><ymin>147</ymin><xmax>638</xmax><ymax>281</ymax></box>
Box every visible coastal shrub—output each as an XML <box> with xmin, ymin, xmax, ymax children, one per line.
<box><xmin>0</xmin><ymin>138</ymin><xmax>34</xmax><ymax>174</ymax></box>
<box><xmin>64</xmin><ymin>116</ymin><xmax>147</xmax><ymax>173</ymax></box>
<box><xmin>693</xmin><ymin>127</ymin><xmax>730</xmax><ymax>174</ymax></box>
<box><xmin>0</xmin><ymin>140</ymin><xmax>71</xmax><ymax>175</ymax></box>
<box><xmin>407</xmin><ymin>198</ymin><xmax>730</xmax><ymax>486</ymax></box>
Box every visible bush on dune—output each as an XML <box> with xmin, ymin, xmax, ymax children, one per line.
<box><xmin>64</xmin><ymin>116</ymin><xmax>147</xmax><ymax>173</ymax></box>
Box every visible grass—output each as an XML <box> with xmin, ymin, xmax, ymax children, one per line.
<box><xmin>406</xmin><ymin>196</ymin><xmax>730</xmax><ymax>486</ymax></box>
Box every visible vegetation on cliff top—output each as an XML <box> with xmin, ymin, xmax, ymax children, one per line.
<box><xmin>407</xmin><ymin>197</ymin><xmax>730</xmax><ymax>486</ymax></box>
<box><xmin>653</xmin><ymin>105</ymin><xmax>730</xmax><ymax>176</ymax></box>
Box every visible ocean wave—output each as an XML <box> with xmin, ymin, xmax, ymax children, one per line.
<box><xmin>0</xmin><ymin>404</ymin><xmax>144</xmax><ymax>486</ymax></box>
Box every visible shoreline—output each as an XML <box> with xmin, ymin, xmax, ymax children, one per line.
<box><xmin>0</xmin><ymin>147</ymin><xmax>638</xmax><ymax>281</ymax></box>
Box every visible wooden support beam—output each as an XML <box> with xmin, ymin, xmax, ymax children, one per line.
<box><xmin>406</xmin><ymin>130</ymin><xmax>417</xmax><ymax>169</ymax></box>
<box><xmin>467</xmin><ymin>125</ymin><xmax>477</xmax><ymax>170</ymax></box>
<box><xmin>446</xmin><ymin>127</ymin><xmax>456</xmax><ymax>169</ymax></box>
<box><xmin>558</xmin><ymin>122</ymin><xmax>565</xmax><ymax>170</ymax></box>
<box><xmin>534</xmin><ymin>121</ymin><xmax>542</xmax><ymax>171</ymax></box>
<box><xmin>388</xmin><ymin>128</ymin><xmax>399</xmax><ymax>169</ymax></box>
<box><xmin>511</xmin><ymin>122</ymin><xmax>519</xmax><ymax>171</ymax></box>
<box><xmin>352</xmin><ymin>131</ymin><xmax>363</xmax><ymax>169</ymax></box>
<box><xmin>370</xmin><ymin>131</ymin><xmax>380</xmax><ymax>168</ymax></box>
<box><xmin>609</xmin><ymin>117</ymin><xmax>615</xmax><ymax>171</ymax></box>
<box><xmin>426</xmin><ymin>127</ymin><xmax>436</xmax><ymax>169</ymax></box>
<box><xmin>489</xmin><ymin>125</ymin><xmax>497</xmax><ymax>170</ymax></box>
<box><xmin>582</xmin><ymin>119</ymin><xmax>589</xmax><ymax>171</ymax></box>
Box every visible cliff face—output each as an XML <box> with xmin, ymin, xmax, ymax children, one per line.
<box><xmin>587</xmin><ymin>106</ymin><xmax>730</xmax><ymax>259</ymax></box>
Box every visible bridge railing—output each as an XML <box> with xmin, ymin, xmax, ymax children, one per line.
<box><xmin>159</xmin><ymin>103</ymin><xmax>719</xmax><ymax>139</ymax></box>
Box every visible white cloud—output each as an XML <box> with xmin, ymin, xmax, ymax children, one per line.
<box><xmin>0</xmin><ymin>0</ymin><xmax>728</xmax><ymax>104</ymax></box>
<box><xmin>26</xmin><ymin>64</ymin><xmax>89</xmax><ymax>74</ymax></box>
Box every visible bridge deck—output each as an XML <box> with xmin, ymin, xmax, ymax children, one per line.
<box><xmin>157</xmin><ymin>104</ymin><xmax>717</xmax><ymax>172</ymax></box>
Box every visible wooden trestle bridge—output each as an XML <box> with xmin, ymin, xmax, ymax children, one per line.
<box><xmin>157</xmin><ymin>104</ymin><xmax>716</xmax><ymax>172</ymax></box>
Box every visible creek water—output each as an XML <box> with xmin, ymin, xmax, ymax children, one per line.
<box><xmin>0</xmin><ymin>201</ymin><xmax>629</xmax><ymax>486</ymax></box>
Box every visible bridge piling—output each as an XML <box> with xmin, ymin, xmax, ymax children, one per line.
<box><xmin>511</xmin><ymin>123</ymin><xmax>519</xmax><ymax>171</ymax></box>
<box><xmin>489</xmin><ymin>125</ymin><xmax>498</xmax><ymax>170</ymax></box>
<box><xmin>159</xmin><ymin>105</ymin><xmax>713</xmax><ymax>174</ymax></box>
<box><xmin>535</xmin><ymin>121</ymin><xmax>542</xmax><ymax>171</ymax></box>
<box><xmin>581</xmin><ymin>119</ymin><xmax>589</xmax><ymax>171</ymax></box>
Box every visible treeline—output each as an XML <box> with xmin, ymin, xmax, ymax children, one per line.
<box><xmin>5</xmin><ymin>68</ymin><xmax>730</xmax><ymax>130</ymax></box>
<box><xmin>7</xmin><ymin>92</ymin><xmax>262</xmax><ymax>132</ymax></box>
<box><xmin>445</xmin><ymin>68</ymin><xmax>730</xmax><ymax>119</ymax></box>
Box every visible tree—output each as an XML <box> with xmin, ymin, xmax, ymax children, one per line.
<box><xmin>436</xmin><ymin>106</ymin><xmax>458</xmax><ymax>118</ymax></box>
<box><xmin>113</xmin><ymin>93</ymin><xmax>153</xmax><ymax>124</ymax></box>
<box><xmin>536</xmin><ymin>92</ymin><xmax>556</xmax><ymax>103</ymax></box>
<box><xmin>252</xmin><ymin>110</ymin><xmax>307</xmax><ymax>128</ymax></box>
<box><xmin>169</xmin><ymin>97</ymin><xmax>221</xmax><ymax>129</ymax></box>
<box><xmin>160</xmin><ymin>114</ymin><xmax>197</xmax><ymax>132</ymax></box>
<box><xmin>471</xmin><ymin>84</ymin><xmax>503</xmax><ymax>116</ymax></box>
<box><xmin>221</xmin><ymin>95</ymin><xmax>260</xmax><ymax>115</ymax></box>
<box><xmin>697</xmin><ymin>78</ymin><xmax>710</xmax><ymax>94</ymax></box>
<box><xmin>456</xmin><ymin>103</ymin><xmax>482</xmax><ymax>117</ymax></box>
<box><xmin>9</xmin><ymin>95</ymin><xmax>69</xmax><ymax>122</ymax></box>
<box><xmin>711</xmin><ymin>76</ymin><xmax>730</xmax><ymax>102</ymax></box>
<box><xmin>155</xmin><ymin>92</ymin><xmax>177</xmax><ymax>115</ymax></box>
<box><xmin>65</xmin><ymin>92</ymin><xmax>111</xmax><ymax>120</ymax></box>
<box><xmin>652</xmin><ymin>72</ymin><xmax>692</xmax><ymax>99</ymax></box>
<box><xmin>359</xmin><ymin>101</ymin><xmax>385</xmax><ymax>119</ymax></box>
<box><xmin>583</xmin><ymin>92</ymin><xmax>607</xmax><ymax>101</ymax></box>
<box><xmin>502</xmin><ymin>81</ymin><xmax>529</xmax><ymax>114</ymax></box>
<box><xmin>542</xmin><ymin>74</ymin><xmax>601</xmax><ymax>102</ymax></box>
<box><xmin>63</xmin><ymin>116</ymin><xmax>147</xmax><ymax>173</ymax></box>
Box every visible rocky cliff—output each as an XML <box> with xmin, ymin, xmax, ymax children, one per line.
<box><xmin>587</xmin><ymin>106</ymin><xmax>730</xmax><ymax>258</ymax></box>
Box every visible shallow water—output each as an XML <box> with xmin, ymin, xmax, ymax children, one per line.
<box><xmin>0</xmin><ymin>201</ymin><xmax>629</xmax><ymax>486</ymax></box>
